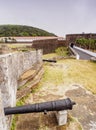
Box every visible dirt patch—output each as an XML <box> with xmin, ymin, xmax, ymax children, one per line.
<box><xmin>15</xmin><ymin>84</ymin><xmax>96</xmax><ymax>130</ymax></box>
<box><xmin>15</xmin><ymin>84</ymin><xmax>82</xmax><ymax>130</ymax></box>
<box><xmin>16</xmin><ymin>112</ymin><xmax>81</xmax><ymax>130</ymax></box>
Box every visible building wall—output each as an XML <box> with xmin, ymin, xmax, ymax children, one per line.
<box><xmin>0</xmin><ymin>50</ymin><xmax>42</xmax><ymax>130</ymax></box>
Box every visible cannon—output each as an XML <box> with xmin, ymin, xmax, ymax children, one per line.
<box><xmin>43</xmin><ymin>59</ymin><xmax>57</xmax><ymax>63</ymax></box>
<box><xmin>4</xmin><ymin>98</ymin><xmax>75</xmax><ymax>115</ymax></box>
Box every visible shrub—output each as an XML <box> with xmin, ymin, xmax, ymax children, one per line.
<box><xmin>55</xmin><ymin>47</ymin><xmax>68</xmax><ymax>56</ymax></box>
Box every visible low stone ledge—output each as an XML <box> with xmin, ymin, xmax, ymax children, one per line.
<box><xmin>17</xmin><ymin>66</ymin><xmax>44</xmax><ymax>100</ymax></box>
<box><xmin>69</xmin><ymin>46</ymin><xmax>79</xmax><ymax>60</ymax></box>
<box><xmin>18</xmin><ymin>62</ymin><xmax>43</xmax><ymax>87</ymax></box>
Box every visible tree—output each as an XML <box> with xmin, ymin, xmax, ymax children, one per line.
<box><xmin>76</xmin><ymin>38</ymin><xmax>96</xmax><ymax>51</ymax></box>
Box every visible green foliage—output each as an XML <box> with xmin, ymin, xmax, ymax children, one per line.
<box><xmin>13</xmin><ymin>92</ymin><xmax>34</xmax><ymax>129</ymax></box>
<box><xmin>0</xmin><ymin>25</ymin><xmax>56</xmax><ymax>37</ymax></box>
<box><xmin>16</xmin><ymin>94</ymin><xmax>30</xmax><ymax>106</ymax></box>
<box><xmin>16</xmin><ymin>99</ymin><xmax>25</xmax><ymax>106</ymax></box>
<box><xmin>55</xmin><ymin>47</ymin><xmax>69</xmax><ymax>56</ymax></box>
<box><xmin>11</xmin><ymin>94</ymin><xmax>31</xmax><ymax>130</ymax></box>
<box><xmin>10</xmin><ymin>116</ymin><xmax>17</xmax><ymax>130</ymax></box>
<box><xmin>76</xmin><ymin>38</ymin><xmax>96</xmax><ymax>51</ymax></box>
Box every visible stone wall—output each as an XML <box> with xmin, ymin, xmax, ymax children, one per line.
<box><xmin>32</xmin><ymin>38</ymin><xmax>67</xmax><ymax>54</ymax></box>
<box><xmin>0</xmin><ymin>89</ymin><xmax>7</xmax><ymax>130</ymax></box>
<box><xmin>57</xmin><ymin>39</ymin><xmax>67</xmax><ymax>47</ymax></box>
<box><xmin>0</xmin><ymin>50</ymin><xmax>42</xmax><ymax>130</ymax></box>
<box><xmin>32</xmin><ymin>38</ymin><xmax>58</xmax><ymax>54</ymax></box>
<box><xmin>66</xmin><ymin>33</ymin><xmax>96</xmax><ymax>45</ymax></box>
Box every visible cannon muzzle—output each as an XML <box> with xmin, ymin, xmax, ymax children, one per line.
<box><xmin>4</xmin><ymin>98</ymin><xmax>76</xmax><ymax>115</ymax></box>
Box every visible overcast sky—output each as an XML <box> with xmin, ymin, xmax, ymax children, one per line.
<box><xmin>0</xmin><ymin>0</ymin><xmax>96</xmax><ymax>37</ymax></box>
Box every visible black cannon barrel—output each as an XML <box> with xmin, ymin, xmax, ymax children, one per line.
<box><xmin>43</xmin><ymin>59</ymin><xmax>57</xmax><ymax>63</ymax></box>
<box><xmin>4</xmin><ymin>98</ymin><xmax>76</xmax><ymax>115</ymax></box>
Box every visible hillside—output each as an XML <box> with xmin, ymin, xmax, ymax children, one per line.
<box><xmin>0</xmin><ymin>25</ymin><xmax>56</xmax><ymax>37</ymax></box>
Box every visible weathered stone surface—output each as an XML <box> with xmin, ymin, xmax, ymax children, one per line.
<box><xmin>0</xmin><ymin>66</ymin><xmax>5</xmax><ymax>83</ymax></box>
<box><xmin>0</xmin><ymin>89</ymin><xmax>7</xmax><ymax>130</ymax></box>
<box><xmin>55</xmin><ymin>110</ymin><xmax>67</xmax><ymax>126</ymax></box>
<box><xmin>0</xmin><ymin>50</ymin><xmax>42</xmax><ymax>130</ymax></box>
<box><xmin>66</xmin><ymin>86</ymin><xmax>96</xmax><ymax>130</ymax></box>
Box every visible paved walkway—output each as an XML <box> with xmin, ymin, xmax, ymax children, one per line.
<box><xmin>73</xmin><ymin>46</ymin><xmax>96</xmax><ymax>60</ymax></box>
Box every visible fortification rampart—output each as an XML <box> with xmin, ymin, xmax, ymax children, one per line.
<box><xmin>66</xmin><ymin>33</ymin><xmax>96</xmax><ymax>45</ymax></box>
<box><xmin>32</xmin><ymin>38</ymin><xmax>58</xmax><ymax>54</ymax></box>
<box><xmin>0</xmin><ymin>50</ymin><xmax>42</xmax><ymax>130</ymax></box>
<box><xmin>32</xmin><ymin>38</ymin><xmax>67</xmax><ymax>54</ymax></box>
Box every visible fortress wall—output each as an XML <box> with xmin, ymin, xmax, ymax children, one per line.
<box><xmin>66</xmin><ymin>33</ymin><xmax>96</xmax><ymax>45</ymax></box>
<box><xmin>32</xmin><ymin>38</ymin><xmax>58</xmax><ymax>54</ymax></box>
<box><xmin>0</xmin><ymin>50</ymin><xmax>42</xmax><ymax>130</ymax></box>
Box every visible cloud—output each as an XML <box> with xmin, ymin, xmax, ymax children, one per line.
<box><xmin>0</xmin><ymin>0</ymin><xmax>96</xmax><ymax>36</ymax></box>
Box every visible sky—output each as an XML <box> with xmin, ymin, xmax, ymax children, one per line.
<box><xmin>0</xmin><ymin>0</ymin><xmax>96</xmax><ymax>37</ymax></box>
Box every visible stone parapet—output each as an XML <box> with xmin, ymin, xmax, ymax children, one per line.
<box><xmin>0</xmin><ymin>50</ymin><xmax>42</xmax><ymax>130</ymax></box>
<box><xmin>0</xmin><ymin>89</ymin><xmax>7</xmax><ymax>130</ymax></box>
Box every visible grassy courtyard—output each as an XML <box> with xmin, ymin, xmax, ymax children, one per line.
<box><xmin>15</xmin><ymin>56</ymin><xmax>96</xmax><ymax>130</ymax></box>
<box><xmin>39</xmin><ymin>58</ymin><xmax>96</xmax><ymax>94</ymax></box>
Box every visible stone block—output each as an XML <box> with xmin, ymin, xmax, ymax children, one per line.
<box><xmin>55</xmin><ymin>110</ymin><xmax>67</xmax><ymax>126</ymax></box>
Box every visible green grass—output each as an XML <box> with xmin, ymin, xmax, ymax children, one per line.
<box><xmin>58</xmin><ymin>59</ymin><xmax>96</xmax><ymax>94</ymax></box>
<box><xmin>68</xmin><ymin>115</ymin><xmax>83</xmax><ymax>130</ymax></box>
<box><xmin>10</xmin><ymin>94</ymin><xmax>31</xmax><ymax>130</ymax></box>
<box><xmin>43</xmin><ymin>65</ymin><xmax>64</xmax><ymax>85</ymax></box>
<box><xmin>10</xmin><ymin>115</ymin><xmax>17</xmax><ymax>130</ymax></box>
<box><xmin>43</xmin><ymin>53</ymin><xmax>58</xmax><ymax>59</ymax></box>
<box><xmin>14</xmin><ymin>58</ymin><xmax>95</xmax><ymax>130</ymax></box>
<box><xmin>16</xmin><ymin>94</ymin><xmax>30</xmax><ymax>106</ymax></box>
<box><xmin>43</xmin><ymin>47</ymin><xmax>69</xmax><ymax>59</ymax></box>
<box><xmin>33</xmin><ymin>63</ymin><xmax>65</xmax><ymax>91</ymax></box>
<box><xmin>37</xmin><ymin>58</ymin><xmax>96</xmax><ymax>94</ymax></box>
<box><xmin>7</xmin><ymin>44</ymin><xmax>27</xmax><ymax>48</ymax></box>
<box><xmin>55</xmin><ymin>47</ymin><xmax>69</xmax><ymax>57</ymax></box>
